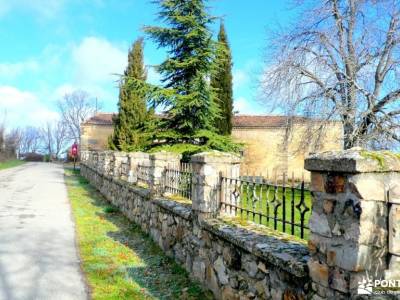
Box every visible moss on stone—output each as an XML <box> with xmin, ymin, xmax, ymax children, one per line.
<box><xmin>166</xmin><ymin>194</ymin><xmax>192</xmax><ymax>205</ymax></box>
<box><xmin>219</xmin><ymin>216</ymin><xmax>307</xmax><ymax>245</ymax></box>
<box><xmin>360</xmin><ymin>150</ymin><xmax>400</xmax><ymax>171</ymax></box>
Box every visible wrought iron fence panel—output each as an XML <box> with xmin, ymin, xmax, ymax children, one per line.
<box><xmin>120</xmin><ymin>161</ymin><xmax>130</xmax><ymax>179</ymax></box>
<box><xmin>219</xmin><ymin>174</ymin><xmax>311</xmax><ymax>239</ymax></box>
<box><xmin>163</xmin><ymin>162</ymin><xmax>193</xmax><ymax>200</ymax></box>
<box><xmin>137</xmin><ymin>164</ymin><xmax>151</xmax><ymax>187</ymax></box>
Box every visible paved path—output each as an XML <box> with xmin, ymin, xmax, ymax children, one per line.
<box><xmin>0</xmin><ymin>163</ymin><xmax>88</xmax><ymax>300</ymax></box>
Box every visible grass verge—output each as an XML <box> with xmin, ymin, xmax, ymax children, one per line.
<box><xmin>0</xmin><ymin>159</ymin><xmax>25</xmax><ymax>170</ymax></box>
<box><xmin>64</xmin><ymin>168</ymin><xmax>213</xmax><ymax>300</ymax></box>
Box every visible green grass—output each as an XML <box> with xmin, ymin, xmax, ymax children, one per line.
<box><xmin>0</xmin><ymin>159</ymin><xmax>25</xmax><ymax>170</ymax></box>
<box><xmin>64</xmin><ymin>168</ymin><xmax>213</xmax><ymax>300</ymax></box>
<box><xmin>222</xmin><ymin>183</ymin><xmax>312</xmax><ymax>240</ymax></box>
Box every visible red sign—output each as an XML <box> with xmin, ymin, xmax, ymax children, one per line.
<box><xmin>71</xmin><ymin>143</ymin><xmax>78</xmax><ymax>157</ymax></box>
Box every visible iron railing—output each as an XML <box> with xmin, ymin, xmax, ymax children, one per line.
<box><xmin>219</xmin><ymin>173</ymin><xmax>311</xmax><ymax>239</ymax></box>
<box><xmin>162</xmin><ymin>163</ymin><xmax>193</xmax><ymax>200</ymax></box>
<box><xmin>137</xmin><ymin>164</ymin><xmax>151</xmax><ymax>187</ymax></box>
<box><xmin>120</xmin><ymin>161</ymin><xmax>130</xmax><ymax>180</ymax></box>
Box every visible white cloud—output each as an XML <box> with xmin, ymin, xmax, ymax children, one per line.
<box><xmin>234</xmin><ymin>97</ymin><xmax>261</xmax><ymax>114</ymax></box>
<box><xmin>233</xmin><ymin>69</ymin><xmax>249</xmax><ymax>89</ymax></box>
<box><xmin>0</xmin><ymin>86</ymin><xmax>59</xmax><ymax>127</ymax></box>
<box><xmin>0</xmin><ymin>36</ymin><xmax>129</xmax><ymax>127</ymax></box>
<box><xmin>0</xmin><ymin>0</ymin><xmax>67</xmax><ymax>18</ymax></box>
<box><xmin>71</xmin><ymin>37</ymin><xmax>127</xmax><ymax>85</ymax></box>
<box><xmin>0</xmin><ymin>60</ymin><xmax>39</xmax><ymax>79</ymax></box>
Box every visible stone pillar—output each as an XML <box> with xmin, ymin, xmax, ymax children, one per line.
<box><xmin>387</xmin><ymin>173</ymin><xmax>400</xmax><ymax>280</ymax></box>
<box><xmin>149</xmin><ymin>152</ymin><xmax>182</xmax><ymax>195</ymax></box>
<box><xmin>305</xmin><ymin>149</ymin><xmax>400</xmax><ymax>298</ymax></box>
<box><xmin>127</xmin><ymin>152</ymin><xmax>150</xmax><ymax>183</ymax></box>
<box><xmin>92</xmin><ymin>151</ymin><xmax>99</xmax><ymax>170</ymax></box>
<box><xmin>97</xmin><ymin>151</ymin><xmax>105</xmax><ymax>173</ymax></box>
<box><xmin>112</xmin><ymin>152</ymin><xmax>127</xmax><ymax>179</ymax></box>
<box><xmin>190</xmin><ymin>151</ymin><xmax>241</xmax><ymax>221</ymax></box>
<box><xmin>80</xmin><ymin>150</ymin><xmax>89</xmax><ymax>163</ymax></box>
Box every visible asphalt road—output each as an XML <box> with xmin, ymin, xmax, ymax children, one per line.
<box><xmin>0</xmin><ymin>163</ymin><xmax>88</xmax><ymax>300</ymax></box>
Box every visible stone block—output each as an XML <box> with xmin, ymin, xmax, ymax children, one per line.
<box><xmin>389</xmin><ymin>204</ymin><xmax>400</xmax><ymax>255</ymax></box>
<box><xmin>206</xmin><ymin>265</ymin><xmax>221</xmax><ymax>299</ymax></box>
<box><xmin>192</xmin><ymin>258</ymin><xmax>206</xmax><ymax>281</ymax></box>
<box><xmin>328</xmin><ymin>268</ymin><xmax>349</xmax><ymax>293</ymax></box>
<box><xmin>221</xmin><ymin>286</ymin><xmax>239</xmax><ymax>300</ymax></box>
<box><xmin>311</xmin><ymin>172</ymin><xmax>325</xmax><ymax>192</ymax></box>
<box><xmin>308</xmin><ymin>240</ymin><xmax>317</xmax><ymax>254</ymax></box>
<box><xmin>309</xmin><ymin>212</ymin><xmax>332</xmax><ymax>237</ymax></box>
<box><xmin>343</xmin><ymin>221</ymin><xmax>387</xmax><ymax>248</ymax></box>
<box><xmin>242</xmin><ymin>255</ymin><xmax>258</xmax><ymax>278</ymax></box>
<box><xmin>325</xmin><ymin>174</ymin><xmax>345</xmax><ymax>194</ymax></box>
<box><xmin>305</xmin><ymin>149</ymin><xmax>400</xmax><ymax>173</ymax></box>
<box><xmin>389</xmin><ymin>174</ymin><xmax>400</xmax><ymax>203</ymax></box>
<box><xmin>326</xmin><ymin>243</ymin><xmax>386</xmax><ymax>272</ymax></box>
<box><xmin>323</xmin><ymin>199</ymin><xmax>336</xmax><ymax>214</ymax></box>
<box><xmin>308</xmin><ymin>258</ymin><xmax>329</xmax><ymax>287</ymax></box>
<box><xmin>347</xmin><ymin>173</ymin><xmax>386</xmax><ymax>201</ymax></box>
<box><xmin>214</xmin><ymin>256</ymin><xmax>229</xmax><ymax>285</ymax></box>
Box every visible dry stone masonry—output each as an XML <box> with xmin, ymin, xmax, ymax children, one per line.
<box><xmin>305</xmin><ymin>149</ymin><xmax>400</xmax><ymax>299</ymax></box>
<box><xmin>80</xmin><ymin>148</ymin><xmax>400</xmax><ymax>299</ymax></box>
<box><xmin>80</xmin><ymin>150</ymin><xmax>311</xmax><ymax>299</ymax></box>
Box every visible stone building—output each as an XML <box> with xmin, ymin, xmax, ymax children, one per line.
<box><xmin>80</xmin><ymin>113</ymin><xmax>343</xmax><ymax>180</ymax></box>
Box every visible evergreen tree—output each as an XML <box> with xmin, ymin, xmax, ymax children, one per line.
<box><xmin>109</xmin><ymin>38</ymin><xmax>148</xmax><ymax>151</ymax></box>
<box><xmin>143</xmin><ymin>0</ymin><xmax>218</xmax><ymax>138</ymax></box>
<box><xmin>211</xmin><ymin>22</ymin><xmax>233</xmax><ymax>135</ymax></box>
<box><xmin>124</xmin><ymin>0</ymin><xmax>241</xmax><ymax>155</ymax></box>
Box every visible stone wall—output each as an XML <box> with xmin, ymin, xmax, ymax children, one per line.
<box><xmin>80</xmin><ymin>148</ymin><xmax>400</xmax><ymax>299</ymax></box>
<box><xmin>305</xmin><ymin>149</ymin><xmax>400</xmax><ymax>299</ymax></box>
<box><xmin>80</xmin><ymin>150</ymin><xmax>311</xmax><ymax>299</ymax></box>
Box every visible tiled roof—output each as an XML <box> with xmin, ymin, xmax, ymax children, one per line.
<box><xmin>232</xmin><ymin>115</ymin><xmax>309</xmax><ymax>128</ymax></box>
<box><xmin>83</xmin><ymin>113</ymin><xmax>115</xmax><ymax>125</ymax></box>
<box><xmin>83</xmin><ymin>113</ymin><xmax>312</xmax><ymax>128</ymax></box>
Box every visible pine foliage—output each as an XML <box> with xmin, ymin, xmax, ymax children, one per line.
<box><xmin>109</xmin><ymin>38</ymin><xmax>148</xmax><ymax>151</ymax></box>
<box><xmin>122</xmin><ymin>0</ymin><xmax>240</xmax><ymax>156</ymax></box>
<box><xmin>211</xmin><ymin>22</ymin><xmax>233</xmax><ymax>135</ymax></box>
<box><xmin>143</xmin><ymin>0</ymin><xmax>218</xmax><ymax>136</ymax></box>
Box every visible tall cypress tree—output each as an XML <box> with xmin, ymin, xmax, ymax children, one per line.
<box><xmin>143</xmin><ymin>0</ymin><xmax>218</xmax><ymax>138</ymax></box>
<box><xmin>211</xmin><ymin>22</ymin><xmax>233</xmax><ymax>135</ymax></box>
<box><xmin>109</xmin><ymin>38</ymin><xmax>148</xmax><ymax>151</ymax></box>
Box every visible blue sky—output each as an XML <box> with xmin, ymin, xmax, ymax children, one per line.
<box><xmin>0</xmin><ymin>0</ymin><xmax>297</xmax><ymax>127</ymax></box>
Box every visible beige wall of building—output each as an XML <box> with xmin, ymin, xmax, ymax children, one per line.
<box><xmin>81</xmin><ymin>124</ymin><xmax>114</xmax><ymax>151</ymax></box>
<box><xmin>81</xmin><ymin>114</ymin><xmax>343</xmax><ymax>181</ymax></box>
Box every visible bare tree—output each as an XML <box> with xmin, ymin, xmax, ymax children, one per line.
<box><xmin>40</xmin><ymin>121</ymin><xmax>68</xmax><ymax>160</ymax></box>
<box><xmin>5</xmin><ymin>128</ymin><xmax>21</xmax><ymax>158</ymax></box>
<box><xmin>19</xmin><ymin>127</ymin><xmax>42</xmax><ymax>155</ymax></box>
<box><xmin>57</xmin><ymin>90</ymin><xmax>98</xmax><ymax>143</ymax></box>
<box><xmin>262</xmin><ymin>0</ymin><xmax>400</xmax><ymax>149</ymax></box>
<box><xmin>41</xmin><ymin>122</ymin><xmax>54</xmax><ymax>159</ymax></box>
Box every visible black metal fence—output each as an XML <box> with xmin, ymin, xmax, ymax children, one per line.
<box><xmin>162</xmin><ymin>163</ymin><xmax>193</xmax><ymax>200</ymax></box>
<box><xmin>137</xmin><ymin>164</ymin><xmax>151</xmax><ymax>187</ymax></box>
<box><xmin>120</xmin><ymin>161</ymin><xmax>130</xmax><ymax>179</ymax></box>
<box><xmin>219</xmin><ymin>174</ymin><xmax>311</xmax><ymax>239</ymax></box>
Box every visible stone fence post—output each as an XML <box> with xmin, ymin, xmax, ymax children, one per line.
<box><xmin>190</xmin><ymin>152</ymin><xmax>241</xmax><ymax>221</ymax></box>
<box><xmin>304</xmin><ymin>149</ymin><xmax>400</xmax><ymax>298</ymax></box>
<box><xmin>149</xmin><ymin>152</ymin><xmax>182</xmax><ymax>196</ymax></box>
<box><xmin>92</xmin><ymin>151</ymin><xmax>99</xmax><ymax>170</ymax></box>
<box><xmin>80</xmin><ymin>150</ymin><xmax>89</xmax><ymax>163</ymax></box>
<box><xmin>111</xmin><ymin>152</ymin><xmax>127</xmax><ymax>178</ymax></box>
<box><xmin>128</xmin><ymin>152</ymin><xmax>150</xmax><ymax>183</ymax></box>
